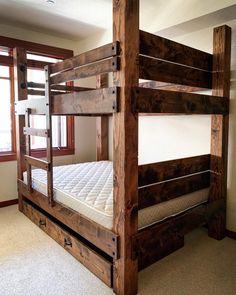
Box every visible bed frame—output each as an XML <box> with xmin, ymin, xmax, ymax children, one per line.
<box><xmin>14</xmin><ymin>1</ymin><xmax>231</xmax><ymax>294</ymax></box>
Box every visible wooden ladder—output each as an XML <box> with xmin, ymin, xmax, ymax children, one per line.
<box><xmin>24</xmin><ymin>65</ymin><xmax>53</xmax><ymax>205</ymax></box>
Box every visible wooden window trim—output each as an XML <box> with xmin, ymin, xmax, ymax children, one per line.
<box><xmin>0</xmin><ymin>35</ymin><xmax>74</xmax><ymax>162</ymax></box>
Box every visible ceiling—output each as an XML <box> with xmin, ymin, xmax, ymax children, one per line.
<box><xmin>0</xmin><ymin>0</ymin><xmax>113</xmax><ymax>40</ymax></box>
<box><xmin>0</xmin><ymin>0</ymin><xmax>236</xmax><ymax>41</ymax></box>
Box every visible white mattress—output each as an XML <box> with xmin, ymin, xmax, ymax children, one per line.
<box><xmin>23</xmin><ymin>161</ymin><xmax>209</xmax><ymax>230</ymax></box>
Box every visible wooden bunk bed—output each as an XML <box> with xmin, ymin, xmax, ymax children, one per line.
<box><xmin>14</xmin><ymin>1</ymin><xmax>231</xmax><ymax>294</ymax></box>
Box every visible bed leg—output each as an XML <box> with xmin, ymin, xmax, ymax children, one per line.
<box><xmin>208</xmin><ymin>208</ymin><xmax>226</xmax><ymax>240</ymax></box>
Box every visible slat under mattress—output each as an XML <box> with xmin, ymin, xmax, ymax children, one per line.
<box><xmin>23</xmin><ymin>161</ymin><xmax>208</xmax><ymax>230</ymax></box>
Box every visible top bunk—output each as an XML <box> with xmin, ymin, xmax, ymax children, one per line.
<box><xmin>14</xmin><ymin>28</ymin><xmax>229</xmax><ymax>117</ymax></box>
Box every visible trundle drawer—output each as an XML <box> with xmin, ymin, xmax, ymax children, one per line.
<box><xmin>22</xmin><ymin>201</ymin><xmax>113</xmax><ymax>287</ymax></box>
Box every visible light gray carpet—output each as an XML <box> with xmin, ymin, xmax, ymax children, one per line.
<box><xmin>0</xmin><ymin>205</ymin><xmax>236</xmax><ymax>295</ymax></box>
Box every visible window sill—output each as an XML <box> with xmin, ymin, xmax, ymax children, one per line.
<box><xmin>0</xmin><ymin>148</ymin><xmax>75</xmax><ymax>162</ymax></box>
<box><xmin>0</xmin><ymin>152</ymin><xmax>16</xmax><ymax>162</ymax></box>
<box><xmin>31</xmin><ymin>147</ymin><xmax>75</xmax><ymax>158</ymax></box>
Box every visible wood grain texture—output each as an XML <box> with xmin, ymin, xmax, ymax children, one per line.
<box><xmin>27</xmin><ymin>82</ymin><xmax>92</xmax><ymax>92</ymax></box>
<box><xmin>50</xmin><ymin>41</ymin><xmax>119</xmax><ymax>74</ymax></box>
<box><xmin>18</xmin><ymin>180</ymin><xmax>118</xmax><ymax>258</ymax></box>
<box><xmin>112</xmin><ymin>0</ymin><xmax>139</xmax><ymax>294</ymax></box>
<box><xmin>24</xmin><ymin>155</ymin><xmax>50</xmax><ymax>171</ymax></box>
<box><xmin>209</xmin><ymin>25</ymin><xmax>231</xmax><ymax>240</ymax></box>
<box><xmin>96</xmin><ymin>74</ymin><xmax>109</xmax><ymax>161</ymax></box>
<box><xmin>134</xmin><ymin>87</ymin><xmax>228</xmax><ymax>114</ymax></box>
<box><xmin>22</xmin><ymin>201</ymin><xmax>113</xmax><ymax>287</ymax></box>
<box><xmin>23</xmin><ymin>127</ymin><xmax>49</xmax><ymax>138</ymax></box>
<box><xmin>138</xmin><ymin>154</ymin><xmax>210</xmax><ymax>187</ymax></box>
<box><xmin>15</xmin><ymin>98</ymin><xmax>46</xmax><ymax>115</ymax></box>
<box><xmin>50</xmin><ymin>57</ymin><xmax>119</xmax><ymax>85</ymax></box>
<box><xmin>45</xmin><ymin>65</ymin><xmax>53</xmax><ymax>205</ymax></box>
<box><xmin>52</xmin><ymin>87</ymin><xmax>118</xmax><ymax>115</ymax></box>
<box><xmin>139</xmin><ymin>81</ymin><xmax>207</xmax><ymax>93</ymax></box>
<box><xmin>138</xmin><ymin>172</ymin><xmax>210</xmax><ymax>210</ymax></box>
<box><xmin>139</xmin><ymin>55</ymin><xmax>212</xmax><ymax>89</ymax></box>
<box><xmin>135</xmin><ymin>205</ymin><xmax>206</xmax><ymax>270</ymax></box>
<box><xmin>13</xmin><ymin>48</ymin><xmax>27</xmax><ymax>211</ymax></box>
<box><xmin>140</xmin><ymin>30</ymin><xmax>213</xmax><ymax>71</ymax></box>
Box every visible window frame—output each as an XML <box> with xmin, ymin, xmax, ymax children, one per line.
<box><xmin>0</xmin><ymin>36</ymin><xmax>75</xmax><ymax>162</ymax></box>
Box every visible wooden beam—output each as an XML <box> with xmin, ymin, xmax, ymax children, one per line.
<box><xmin>133</xmin><ymin>87</ymin><xmax>229</xmax><ymax>114</ymax></box>
<box><xmin>50</xmin><ymin>41</ymin><xmax>119</xmax><ymax>74</ymax></box>
<box><xmin>15</xmin><ymin>97</ymin><xmax>46</xmax><ymax>115</ymax></box>
<box><xmin>209</xmin><ymin>25</ymin><xmax>231</xmax><ymax>240</ymax></box>
<box><xmin>139</xmin><ymin>56</ymin><xmax>212</xmax><ymax>89</ymax></box>
<box><xmin>135</xmin><ymin>205</ymin><xmax>207</xmax><ymax>270</ymax></box>
<box><xmin>22</xmin><ymin>201</ymin><xmax>113</xmax><ymax>287</ymax></box>
<box><xmin>138</xmin><ymin>171</ymin><xmax>210</xmax><ymax>210</ymax></box>
<box><xmin>18</xmin><ymin>180</ymin><xmax>118</xmax><ymax>258</ymax></box>
<box><xmin>112</xmin><ymin>1</ymin><xmax>139</xmax><ymax>294</ymax></box>
<box><xmin>50</xmin><ymin>57</ymin><xmax>119</xmax><ymax>85</ymax></box>
<box><xmin>52</xmin><ymin>87</ymin><xmax>118</xmax><ymax>115</ymax></box>
<box><xmin>13</xmin><ymin>47</ymin><xmax>27</xmax><ymax>211</ymax></box>
<box><xmin>138</xmin><ymin>154</ymin><xmax>210</xmax><ymax>187</ymax></box>
<box><xmin>140</xmin><ymin>30</ymin><xmax>213</xmax><ymax>71</ymax></box>
<box><xmin>96</xmin><ymin>74</ymin><xmax>109</xmax><ymax>161</ymax></box>
<box><xmin>139</xmin><ymin>81</ymin><xmax>208</xmax><ymax>93</ymax></box>
<box><xmin>0</xmin><ymin>35</ymin><xmax>73</xmax><ymax>59</ymax></box>
<box><xmin>27</xmin><ymin>82</ymin><xmax>92</xmax><ymax>92</ymax></box>
<box><xmin>23</xmin><ymin>127</ymin><xmax>49</xmax><ymax>138</ymax></box>
<box><xmin>24</xmin><ymin>155</ymin><xmax>50</xmax><ymax>171</ymax></box>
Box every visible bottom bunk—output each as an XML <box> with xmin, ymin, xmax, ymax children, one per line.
<box><xmin>18</xmin><ymin>160</ymin><xmax>224</xmax><ymax>290</ymax></box>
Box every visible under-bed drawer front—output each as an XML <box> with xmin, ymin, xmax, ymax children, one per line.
<box><xmin>22</xmin><ymin>201</ymin><xmax>113</xmax><ymax>287</ymax></box>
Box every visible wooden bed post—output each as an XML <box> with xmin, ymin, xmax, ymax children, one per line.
<box><xmin>13</xmin><ymin>48</ymin><xmax>28</xmax><ymax>211</ymax></box>
<box><xmin>96</xmin><ymin>74</ymin><xmax>109</xmax><ymax>161</ymax></box>
<box><xmin>112</xmin><ymin>0</ymin><xmax>139</xmax><ymax>294</ymax></box>
<box><xmin>209</xmin><ymin>25</ymin><xmax>231</xmax><ymax>239</ymax></box>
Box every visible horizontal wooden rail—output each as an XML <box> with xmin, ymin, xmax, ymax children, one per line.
<box><xmin>133</xmin><ymin>87</ymin><xmax>229</xmax><ymax>114</ymax></box>
<box><xmin>139</xmin><ymin>81</ymin><xmax>208</xmax><ymax>93</ymax></box>
<box><xmin>27</xmin><ymin>82</ymin><xmax>92</xmax><ymax>92</ymax></box>
<box><xmin>24</xmin><ymin>155</ymin><xmax>50</xmax><ymax>171</ymax></box>
<box><xmin>24</xmin><ymin>127</ymin><xmax>49</xmax><ymax>138</ymax></box>
<box><xmin>15</xmin><ymin>98</ymin><xmax>46</xmax><ymax>115</ymax></box>
<box><xmin>52</xmin><ymin>87</ymin><xmax>119</xmax><ymax>115</ymax></box>
<box><xmin>50</xmin><ymin>57</ymin><xmax>119</xmax><ymax>85</ymax></box>
<box><xmin>28</xmin><ymin>89</ymin><xmax>64</xmax><ymax>96</ymax></box>
<box><xmin>135</xmin><ymin>198</ymin><xmax>224</xmax><ymax>270</ymax></box>
<box><xmin>138</xmin><ymin>171</ymin><xmax>210</xmax><ymax>210</ymax></box>
<box><xmin>18</xmin><ymin>180</ymin><xmax>118</xmax><ymax>258</ymax></box>
<box><xmin>140</xmin><ymin>30</ymin><xmax>213</xmax><ymax>71</ymax></box>
<box><xmin>50</xmin><ymin>41</ymin><xmax>119</xmax><ymax>74</ymax></box>
<box><xmin>138</xmin><ymin>154</ymin><xmax>210</xmax><ymax>187</ymax></box>
<box><xmin>139</xmin><ymin>56</ymin><xmax>212</xmax><ymax>89</ymax></box>
<box><xmin>135</xmin><ymin>204</ymin><xmax>206</xmax><ymax>270</ymax></box>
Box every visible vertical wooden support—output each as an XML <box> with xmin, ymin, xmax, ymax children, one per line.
<box><xmin>45</xmin><ymin>65</ymin><xmax>53</xmax><ymax>205</ymax></box>
<box><xmin>13</xmin><ymin>48</ymin><xmax>27</xmax><ymax>211</ymax></box>
<box><xmin>209</xmin><ymin>25</ymin><xmax>231</xmax><ymax>239</ymax></box>
<box><xmin>112</xmin><ymin>1</ymin><xmax>139</xmax><ymax>294</ymax></box>
<box><xmin>96</xmin><ymin>74</ymin><xmax>109</xmax><ymax>161</ymax></box>
<box><xmin>25</xmin><ymin>108</ymin><xmax>32</xmax><ymax>192</ymax></box>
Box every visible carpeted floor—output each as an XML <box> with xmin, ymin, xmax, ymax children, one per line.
<box><xmin>0</xmin><ymin>205</ymin><xmax>236</xmax><ymax>295</ymax></box>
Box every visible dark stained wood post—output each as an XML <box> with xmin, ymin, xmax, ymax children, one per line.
<box><xmin>96</xmin><ymin>74</ymin><xmax>109</xmax><ymax>161</ymax></box>
<box><xmin>209</xmin><ymin>25</ymin><xmax>231</xmax><ymax>239</ymax></box>
<box><xmin>112</xmin><ymin>0</ymin><xmax>139</xmax><ymax>294</ymax></box>
<box><xmin>13</xmin><ymin>48</ymin><xmax>27</xmax><ymax>211</ymax></box>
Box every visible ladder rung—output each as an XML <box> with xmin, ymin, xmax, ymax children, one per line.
<box><xmin>24</xmin><ymin>127</ymin><xmax>49</xmax><ymax>137</ymax></box>
<box><xmin>25</xmin><ymin>155</ymin><xmax>50</xmax><ymax>171</ymax></box>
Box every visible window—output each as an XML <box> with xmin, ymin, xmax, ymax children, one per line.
<box><xmin>0</xmin><ymin>37</ymin><xmax>74</xmax><ymax>162</ymax></box>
